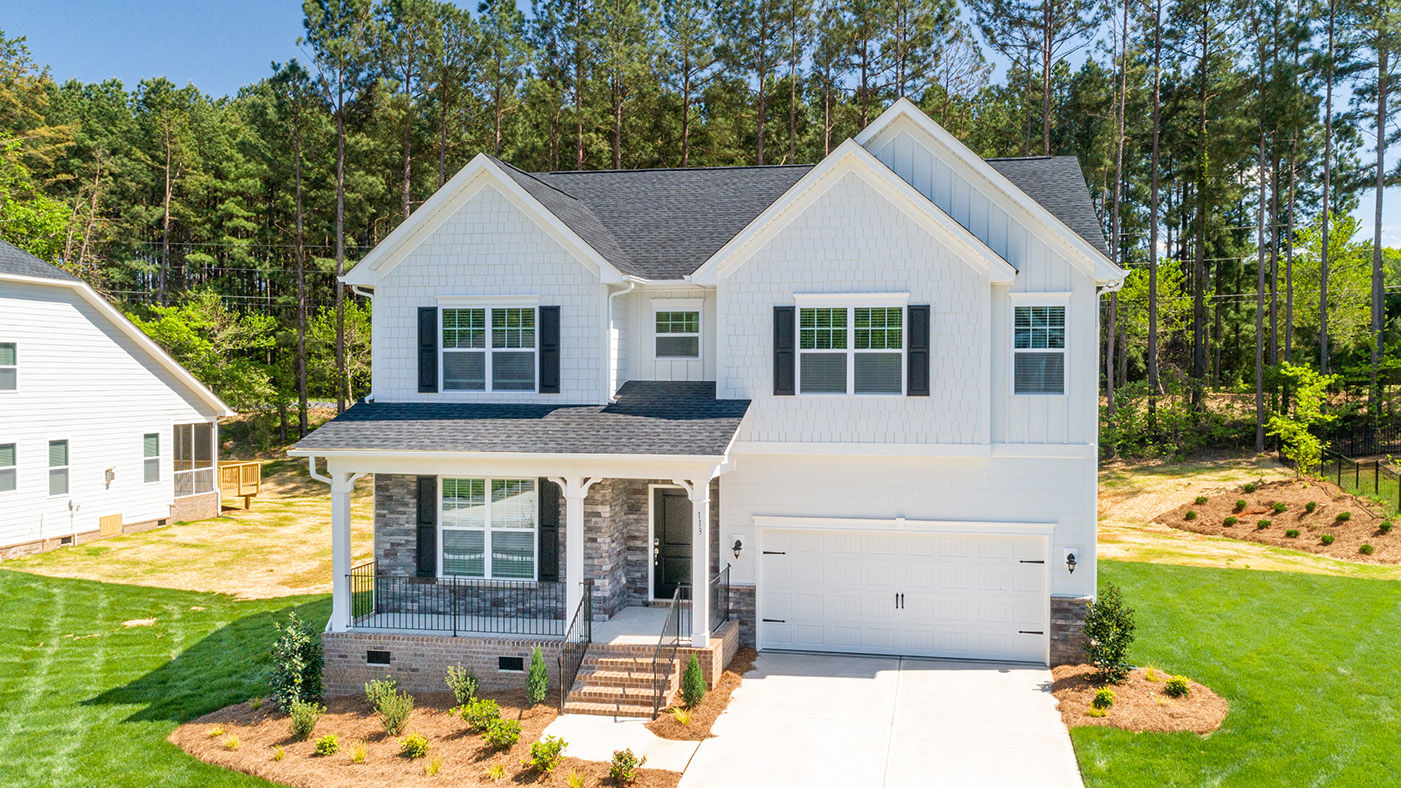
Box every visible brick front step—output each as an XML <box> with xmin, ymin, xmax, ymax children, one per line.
<box><xmin>570</xmin><ymin>683</ymin><xmax>659</xmax><ymax>703</ymax></box>
<box><xmin>577</xmin><ymin>668</ymin><xmax>668</xmax><ymax>688</ymax></box>
<box><xmin>562</xmin><ymin>700</ymin><xmax>658</xmax><ymax>718</ymax></box>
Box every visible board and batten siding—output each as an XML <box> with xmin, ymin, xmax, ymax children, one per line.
<box><xmin>867</xmin><ymin>122</ymin><xmax>1100</xmax><ymax>446</ymax></box>
<box><xmin>619</xmin><ymin>285</ymin><xmax>716</xmax><ymax>384</ymax></box>
<box><xmin>371</xmin><ymin>182</ymin><xmax>606</xmax><ymax>403</ymax></box>
<box><xmin>717</xmin><ymin>170</ymin><xmax>990</xmax><ymax>445</ymax></box>
<box><xmin>0</xmin><ymin>281</ymin><xmax>217</xmax><ymax>548</ymax></box>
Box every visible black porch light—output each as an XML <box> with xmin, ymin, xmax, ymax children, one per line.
<box><xmin>1065</xmin><ymin>551</ymin><xmax>1078</xmax><ymax>574</ymax></box>
<box><xmin>732</xmin><ymin>538</ymin><xmax>743</xmax><ymax>559</ymax></box>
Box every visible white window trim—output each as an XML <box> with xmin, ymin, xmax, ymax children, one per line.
<box><xmin>0</xmin><ymin>441</ymin><xmax>15</xmax><ymax>494</ymax></box>
<box><xmin>47</xmin><ymin>438</ymin><xmax>70</xmax><ymax>498</ymax></box>
<box><xmin>435</xmin><ymin>294</ymin><xmax>540</xmax><ymax>307</ymax></box>
<box><xmin>794</xmin><ymin>292</ymin><xmax>909</xmax><ymax>307</ymax></box>
<box><xmin>439</xmin><ymin>305</ymin><xmax>541</xmax><ymax>393</ymax></box>
<box><xmin>652</xmin><ymin>302</ymin><xmax>702</xmax><ymax>361</ymax></box>
<box><xmin>796</xmin><ymin>305</ymin><xmax>907</xmax><ymax>397</ymax></box>
<box><xmin>438</xmin><ymin>477</ymin><xmax>539</xmax><ymax>581</ymax></box>
<box><xmin>1010</xmin><ymin>295</ymin><xmax>1070</xmax><ymax>398</ymax></box>
<box><xmin>143</xmin><ymin>432</ymin><xmax>161</xmax><ymax>484</ymax></box>
<box><xmin>0</xmin><ymin>341</ymin><xmax>16</xmax><ymax>393</ymax></box>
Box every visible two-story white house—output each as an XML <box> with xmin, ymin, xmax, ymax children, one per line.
<box><xmin>0</xmin><ymin>240</ymin><xmax>231</xmax><ymax>557</ymax></box>
<box><xmin>292</xmin><ymin>100</ymin><xmax>1124</xmax><ymax>715</ymax></box>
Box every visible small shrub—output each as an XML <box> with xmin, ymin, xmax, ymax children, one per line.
<box><xmin>273</xmin><ymin>746</ymin><xmax>285</xmax><ymax>761</ymax></box>
<box><xmin>526</xmin><ymin>646</ymin><xmax>549</xmax><ymax>705</ymax></box>
<box><xmin>314</xmin><ymin>734</ymin><xmax>339</xmax><ymax>757</ymax></box>
<box><xmin>668</xmin><ymin>706</ymin><xmax>693</xmax><ymax>726</ymax></box>
<box><xmin>1223</xmin><ymin>516</ymin><xmax>1238</xmax><ymax>527</ymax></box>
<box><xmin>1381</xmin><ymin>521</ymin><xmax>1394</xmax><ymax>534</ymax></box>
<box><xmin>1337</xmin><ymin>511</ymin><xmax>1352</xmax><ymax>523</ymax></box>
<box><xmin>1194</xmin><ymin>496</ymin><xmax>1208</xmax><ymax>505</ymax></box>
<box><xmin>206</xmin><ymin>726</ymin><xmax>226</xmax><ymax>738</ymax></box>
<box><xmin>1143</xmin><ymin>667</ymin><xmax>1159</xmax><ymax>682</ymax></box>
<box><xmin>1086</xmin><ymin>706</ymin><xmax>1107</xmax><ymax>718</ymax></box>
<box><xmin>1083</xmin><ymin>583</ymin><xmax>1136</xmax><ymax>684</ymax></box>
<box><xmin>610</xmin><ymin>749</ymin><xmax>647</xmax><ymax>784</ymax></box>
<box><xmin>400</xmin><ymin>732</ymin><xmax>430</xmax><ymax>759</ymax></box>
<box><xmin>525</xmin><ymin>735</ymin><xmax>567</xmax><ymax>773</ymax></box>
<box><xmin>681</xmin><ymin>654</ymin><xmax>707</xmax><ymax>707</ymax></box>
<box><xmin>250</xmin><ymin>698</ymin><xmax>263</xmax><ymax>711</ymax></box>
<box><xmin>1321</xmin><ymin>533</ymin><xmax>1336</xmax><ymax>545</ymax></box>
<box><xmin>269</xmin><ymin>612</ymin><xmax>322</xmax><ymax>710</ymax></box>
<box><xmin>1285</xmin><ymin>529</ymin><xmax>1300</xmax><ymax>538</ymax></box>
<box><xmin>374</xmin><ymin>688</ymin><xmax>414</xmax><ymax>736</ymax></box>
<box><xmin>461</xmin><ymin>697</ymin><xmax>501</xmax><ymax>731</ymax></box>
<box><xmin>1165</xmin><ymin>676</ymin><xmax>1191</xmax><ymax>698</ymax></box>
<box><xmin>1361</xmin><ymin>544</ymin><xmax>1376</xmax><ymax>555</ymax></box>
<box><xmin>1257</xmin><ymin>519</ymin><xmax>1272</xmax><ymax>530</ymax></box>
<box><xmin>1244</xmin><ymin>482</ymin><xmax>1258</xmax><ymax>493</ymax></box>
<box><xmin>485</xmin><ymin>764</ymin><xmax>506</xmax><ymax>782</ymax></box>
<box><xmin>288</xmin><ymin>699</ymin><xmax>324</xmax><ymax>740</ymax></box>
<box><xmin>446</xmin><ymin>663</ymin><xmax>479</xmax><ymax>704</ymax></box>
<box><xmin>1273</xmin><ymin>502</ymin><xmax>1287</xmax><ymax>514</ymax></box>
<box><xmin>351</xmin><ymin>742</ymin><xmax>367</xmax><ymax>764</ymax></box>
<box><xmin>1234</xmin><ymin>499</ymin><xmax>1247</xmax><ymax>512</ymax></box>
<box><xmin>483</xmin><ymin>718</ymin><xmax>522</xmax><ymax>749</ymax></box>
<box><xmin>1092</xmin><ymin>688</ymin><xmax>1116</xmax><ymax>709</ymax></box>
<box><xmin>565</xmin><ymin>771</ymin><xmax>586</xmax><ymax>788</ymax></box>
<box><xmin>425</xmin><ymin>756</ymin><xmax>442</xmax><ymax>777</ymax></box>
<box><xmin>223</xmin><ymin>735</ymin><xmax>241</xmax><ymax>751</ymax></box>
<box><xmin>1305</xmin><ymin>501</ymin><xmax>1317</xmax><ymax>513</ymax></box>
<box><xmin>364</xmin><ymin>677</ymin><xmax>398</xmax><ymax>709</ymax></box>
<box><xmin>1184</xmin><ymin>510</ymin><xmax>1197</xmax><ymax>521</ymax></box>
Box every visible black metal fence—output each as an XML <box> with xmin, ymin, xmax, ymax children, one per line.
<box><xmin>557</xmin><ymin>580</ymin><xmax>593</xmax><ymax>712</ymax></box>
<box><xmin>1321</xmin><ymin>450</ymin><xmax>1401</xmax><ymax>518</ymax></box>
<box><xmin>348</xmin><ymin>561</ymin><xmax>567</xmax><ymax>636</ymax></box>
<box><xmin>1326</xmin><ymin>421</ymin><xmax>1401</xmax><ymax>459</ymax></box>
<box><xmin>677</xmin><ymin>565</ymin><xmax>732</xmax><ymax>638</ymax></box>
<box><xmin>651</xmin><ymin>587</ymin><xmax>684</xmax><ymax>717</ymax></box>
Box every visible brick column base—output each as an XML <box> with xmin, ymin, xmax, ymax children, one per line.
<box><xmin>1050</xmin><ymin>595</ymin><xmax>1092</xmax><ymax>666</ymax></box>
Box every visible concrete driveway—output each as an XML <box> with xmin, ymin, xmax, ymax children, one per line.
<box><xmin>680</xmin><ymin>652</ymin><xmax>1082</xmax><ymax>788</ymax></box>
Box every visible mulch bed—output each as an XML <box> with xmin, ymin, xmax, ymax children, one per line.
<box><xmin>1052</xmin><ymin>665</ymin><xmax>1228</xmax><ymax>735</ymax></box>
<box><xmin>169</xmin><ymin>689</ymin><xmax>680</xmax><ymax>787</ymax></box>
<box><xmin>646</xmin><ymin>648</ymin><xmax>757</xmax><ymax>741</ymax></box>
<box><xmin>1156</xmin><ymin>478</ymin><xmax>1401</xmax><ymax>563</ymax></box>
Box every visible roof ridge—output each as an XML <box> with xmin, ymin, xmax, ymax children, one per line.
<box><xmin>536</xmin><ymin>163</ymin><xmax>816</xmax><ymax>175</ymax></box>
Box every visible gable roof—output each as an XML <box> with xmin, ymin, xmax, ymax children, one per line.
<box><xmin>0</xmin><ymin>239</ymin><xmax>233</xmax><ymax>417</ymax></box>
<box><xmin>986</xmin><ymin>157</ymin><xmax>1110</xmax><ymax>257</ymax></box>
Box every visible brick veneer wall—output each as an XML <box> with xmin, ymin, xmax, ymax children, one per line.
<box><xmin>170</xmin><ymin>491</ymin><xmax>219</xmax><ymax>522</ymax></box>
<box><xmin>323</xmin><ymin>631</ymin><xmax>562</xmax><ymax>697</ymax></box>
<box><xmin>727</xmin><ymin>585</ymin><xmax>756</xmax><ymax>647</ymax></box>
<box><xmin>1050</xmin><ymin>595</ymin><xmax>1091</xmax><ymax>665</ymax></box>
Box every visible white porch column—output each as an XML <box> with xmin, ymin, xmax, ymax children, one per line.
<box><xmin>552</xmin><ymin>477</ymin><xmax>599</xmax><ymax>619</ymax></box>
<box><xmin>677</xmin><ymin>478</ymin><xmax>711</xmax><ymax>647</ymax></box>
<box><xmin>328</xmin><ymin>471</ymin><xmax>357</xmax><ymax>633</ymax></box>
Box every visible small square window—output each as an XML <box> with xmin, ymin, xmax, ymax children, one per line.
<box><xmin>366</xmin><ymin>650</ymin><xmax>391</xmax><ymax>666</ymax></box>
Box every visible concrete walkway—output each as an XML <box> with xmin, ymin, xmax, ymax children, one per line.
<box><xmin>679</xmin><ymin>652</ymin><xmax>1082</xmax><ymax>788</ymax></box>
<box><xmin>541</xmin><ymin>714</ymin><xmax>700</xmax><ymax>773</ymax></box>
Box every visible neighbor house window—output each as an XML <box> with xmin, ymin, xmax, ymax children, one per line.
<box><xmin>440</xmin><ymin>478</ymin><xmax>537</xmax><ymax>580</ymax></box>
<box><xmin>48</xmin><ymin>440</ymin><xmax>68</xmax><ymax>496</ymax></box>
<box><xmin>441</xmin><ymin>307</ymin><xmax>536</xmax><ymax>391</ymax></box>
<box><xmin>143</xmin><ymin>433</ymin><xmax>160</xmax><ymax>483</ymax></box>
<box><xmin>0</xmin><ymin>342</ymin><xmax>15</xmax><ymax>390</ymax></box>
<box><xmin>1013</xmin><ymin>305</ymin><xmax>1066</xmax><ymax>395</ymax></box>
<box><xmin>173</xmin><ymin>422</ymin><xmax>214</xmax><ymax>496</ymax></box>
<box><xmin>0</xmin><ymin>443</ymin><xmax>14</xmax><ymax>493</ymax></box>
<box><xmin>655</xmin><ymin>311</ymin><xmax>700</xmax><ymax>358</ymax></box>
<box><xmin>798</xmin><ymin>306</ymin><xmax>904</xmax><ymax>395</ymax></box>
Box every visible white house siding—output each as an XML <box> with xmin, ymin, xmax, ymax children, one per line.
<box><xmin>621</xmin><ymin>285</ymin><xmax>716</xmax><ymax>384</ymax></box>
<box><xmin>717</xmin><ymin>171</ymin><xmax>990</xmax><ymax>445</ymax></box>
<box><xmin>719</xmin><ymin>450</ymin><xmax>1096</xmax><ymax>600</ymax></box>
<box><xmin>867</xmin><ymin>123</ymin><xmax>1100</xmax><ymax>445</ymax></box>
<box><xmin>0</xmin><ymin>281</ymin><xmax>217</xmax><ymax>549</ymax></box>
<box><xmin>371</xmin><ymin>182</ymin><xmax>606</xmax><ymax>403</ymax></box>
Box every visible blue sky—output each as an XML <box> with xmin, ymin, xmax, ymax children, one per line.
<box><xmin>2</xmin><ymin>1</ymin><xmax>1393</xmax><ymax>244</ymax></box>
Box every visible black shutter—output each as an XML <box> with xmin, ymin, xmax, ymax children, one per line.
<box><xmin>417</xmin><ymin>307</ymin><xmax>438</xmax><ymax>393</ymax></box>
<box><xmin>773</xmin><ymin>306</ymin><xmax>796</xmax><ymax>395</ymax></box>
<box><xmin>415</xmin><ymin>476</ymin><xmax>437</xmax><ymax>577</ymax></box>
<box><xmin>538</xmin><ymin>305</ymin><xmax>560</xmax><ymax>394</ymax></box>
<box><xmin>907</xmin><ymin>305</ymin><xmax>930</xmax><ymax>396</ymax></box>
<box><xmin>537</xmin><ymin>478</ymin><xmax>560</xmax><ymax>581</ymax></box>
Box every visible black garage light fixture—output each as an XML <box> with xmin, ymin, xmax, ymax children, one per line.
<box><xmin>1065</xmin><ymin>551</ymin><xmax>1078</xmax><ymax>574</ymax></box>
<box><xmin>732</xmin><ymin>538</ymin><xmax>743</xmax><ymax>559</ymax></box>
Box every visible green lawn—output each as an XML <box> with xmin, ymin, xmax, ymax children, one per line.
<box><xmin>0</xmin><ymin>569</ymin><xmax>327</xmax><ymax>788</ymax></box>
<box><xmin>1078</xmin><ymin>560</ymin><xmax>1401</xmax><ymax>786</ymax></box>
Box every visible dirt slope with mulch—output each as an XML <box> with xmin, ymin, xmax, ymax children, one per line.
<box><xmin>1053</xmin><ymin>665</ymin><xmax>1228</xmax><ymax>735</ymax></box>
<box><xmin>1155</xmin><ymin>479</ymin><xmax>1400</xmax><ymax>563</ymax></box>
<box><xmin>647</xmin><ymin>648</ymin><xmax>756</xmax><ymax>741</ymax></box>
<box><xmin>170</xmin><ymin>690</ymin><xmax>680</xmax><ymax>787</ymax></box>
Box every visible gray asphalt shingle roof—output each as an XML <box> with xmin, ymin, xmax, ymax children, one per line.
<box><xmin>0</xmin><ymin>240</ymin><xmax>80</xmax><ymax>282</ymax></box>
<box><xmin>294</xmin><ymin>381</ymin><xmax>750</xmax><ymax>457</ymax></box>
<box><xmin>494</xmin><ymin>153</ymin><xmax>1106</xmax><ymax>279</ymax></box>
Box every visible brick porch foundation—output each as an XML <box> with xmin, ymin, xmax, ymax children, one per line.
<box><xmin>1050</xmin><ymin>595</ymin><xmax>1091</xmax><ymax>665</ymax></box>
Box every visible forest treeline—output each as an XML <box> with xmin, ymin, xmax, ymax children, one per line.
<box><xmin>0</xmin><ymin>0</ymin><xmax>1397</xmax><ymax>457</ymax></box>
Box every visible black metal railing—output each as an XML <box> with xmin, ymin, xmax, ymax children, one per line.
<box><xmin>1327</xmin><ymin>420</ymin><xmax>1401</xmax><ymax>459</ymax></box>
<box><xmin>347</xmin><ymin>561</ymin><xmax>567</xmax><ymax>636</ymax></box>
<box><xmin>650</xmin><ymin>587</ymin><xmax>684</xmax><ymax>717</ymax></box>
<box><xmin>557</xmin><ymin>580</ymin><xmax>593</xmax><ymax>712</ymax></box>
<box><xmin>710</xmin><ymin>564</ymin><xmax>731</xmax><ymax>634</ymax></box>
<box><xmin>1321</xmin><ymin>450</ymin><xmax>1401</xmax><ymax>517</ymax></box>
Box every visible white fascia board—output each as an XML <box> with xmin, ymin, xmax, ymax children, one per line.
<box><xmin>856</xmin><ymin>98</ymin><xmax>1127</xmax><ymax>286</ymax></box>
<box><xmin>344</xmin><ymin>154</ymin><xmax>627</xmax><ymax>287</ymax></box>
<box><xmin>730</xmin><ymin>440</ymin><xmax>1095</xmax><ymax>460</ymax></box>
<box><xmin>690</xmin><ymin>139</ymin><xmax>1017</xmax><ymax>286</ymax></box>
<box><xmin>0</xmin><ymin>273</ymin><xmax>233</xmax><ymax>417</ymax></box>
<box><xmin>752</xmin><ymin>514</ymin><xmax>1057</xmax><ymax>537</ymax></box>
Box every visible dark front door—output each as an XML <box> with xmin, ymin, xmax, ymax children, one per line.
<box><xmin>653</xmin><ymin>488</ymin><xmax>692</xmax><ymax>599</ymax></box>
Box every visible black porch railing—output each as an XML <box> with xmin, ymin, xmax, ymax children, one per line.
<box><xmin>677</xmin><ymin>564</ymin><xmax>732</xmax><ymax>637</ymax></box>
<box><xmin>557</xmin><ymin>580</ymin><xmax>593</xmax><ymax>712</ymax></box>
<box><xmin>348</xmin><ymin>561</ymin><xmax>567</xmax><ymax>636</ymax></box>
<box><xmin>651</xmin><ymin>587</ymin><xmax>684</xmax><ymax>717</ymax></box>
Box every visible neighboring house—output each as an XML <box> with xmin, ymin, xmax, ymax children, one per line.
<box><xmin>0</xmin><ymin>240</ymin><xmax>232</xmax><ymax>558</ymax></box>
<box><xmin>291</xmin><ymin>99</ymin><xmax>1125</xmax><ymax>713</ymax></box>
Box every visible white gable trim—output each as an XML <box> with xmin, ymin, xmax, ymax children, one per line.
<box><xmin>856</xmin><ymin>98</ymin><xmax>1126</xmax><ymax>285</ymax></box>
<box><xmin>342</xmin><ymin>154</ymin><xmax>627</xmax><ymax>287</ymax></box>
<box><xmin>690</xmin><ymin>140</ymin><xmax>1018</xmax><ymax>285</ymax></box>
<box><xmin>0</xmin><ymin>272</ymin><xmax>233</xmax><ymax>416</ymax></box>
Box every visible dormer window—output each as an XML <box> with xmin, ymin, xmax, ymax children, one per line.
<box><xmin>441</xmin><ymin>306</ymin><xmax>537</xmax><ymax>392</ymax></box>
<box><xmin>655</xmin><ymin>311</ymin><xmax>700</xmax><ymax>358</ymax></box>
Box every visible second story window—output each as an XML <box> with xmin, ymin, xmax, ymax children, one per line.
<box><xmin>442</xmin><ymin>307</ymin><xmax>536</xmax><ymax>392</ymax></box>
<box><xmin>0</xmin><ymin>342</ymin><xmax>15</xmax><ymax>391</ymax></box>
<box><xmin>1013</xmin><ymin>304</ymin><xmax>1066</xmax><ymax>395</ymax></box>
<box><xmin>655</xmin><ymin>311</ymin><xmax>700</xmax><ymax>358</ymax></box>
<box><xmin>798</xmin><ymin>306</ymin><xmax>904</xmax><ymax>395</ymax></box>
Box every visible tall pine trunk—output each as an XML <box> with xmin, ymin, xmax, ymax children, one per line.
<box><xmin>1372</xmin><ymin>23</ymin><xmax>1390</xmax><ymax>417</ymax></box>
<box><xmin>1320</xmin><ymin>2</ymin><xmax>1335</xmax><ymax>373</ymax></box>
<box><xmin>1147</xmin><ymin>0</ymin><xmax>1163</xmax><ymax>423</ymax></box>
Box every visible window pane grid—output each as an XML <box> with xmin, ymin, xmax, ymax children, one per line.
<box><xmin>655</xmin><ymin>311</ymin><xmax>699</xmax><ymax>334</ymax></box>
<box><xmin>441</xmin><ymin>477</ymin><xmax>536</xmax><ymax>579</ymax></box>
<box><xmin>799</xmin><ymin>308</ymin><xmax>847</xmax><ymax>350</ymax></box>
<box><xmin>798</xmin><ymin>306</ymin><xmax>903</xmax><ymax>394</ymax></box>
<box><xmin>1013</xmin><ymin>306</ymin><xmax>1066</xmax><ymax>394</ymax></box>
<box><xmin>491</xmin><ymin>308</ymin><xmax>535</xmax><ymax>349</ymax></box>
<box><xmin>854</xmin><ymin>308</ymin><xmax>902</xmax><ymax>350</ymax></box>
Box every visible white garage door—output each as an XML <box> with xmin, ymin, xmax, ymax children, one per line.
<box><xmin>758</xmin><ymin>527</ymin><xmax>1049</xmax><ymax>664</ymax></box>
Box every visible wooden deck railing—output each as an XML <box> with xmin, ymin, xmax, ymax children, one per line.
<box><xmin>218</xmin><ymin>460</ymin><xmax>261</xmax><ymax>509</ymax></box>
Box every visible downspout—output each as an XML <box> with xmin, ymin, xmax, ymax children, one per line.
<box><xmin>350</xmin><ymin>285</ymin><xmax>375</xmax><ymax>402</ymax></box>
<box><xmin>307</xmin><ymin>456</ymin><xmax>333</xmax><ymax>485</ymax></box>
<box><xmin>604</xmin><ymin>280</ymin><xmax>638</xmax><ymax>403</ymax></box>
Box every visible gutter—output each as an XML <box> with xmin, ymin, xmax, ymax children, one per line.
<box><xmin>604</xmin><ymin>279</ymin><xmax>639</xmax><ymax>403</ymax></box>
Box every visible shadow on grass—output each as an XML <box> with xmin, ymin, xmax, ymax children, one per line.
<box><xmin>84</xmin><ymin>597</ymin><xmax>330</xmax><ymax>725</ymax></box>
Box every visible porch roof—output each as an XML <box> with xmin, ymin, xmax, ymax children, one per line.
<box><xmin>291</xmin><ymin>381</ymin><xmax>749</xmax><ymax>458</ymax></box>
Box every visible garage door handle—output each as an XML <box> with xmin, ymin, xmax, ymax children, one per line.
<box><xmin>762</xmin><ymin>618</ymin><xmax>786</xmax><ymax>623</ymax></box>
<box><xmin>1019</xmin><ymin>630</ymin><xmax>1044</xmax><ymax>635</ymax></box>
<box><xmin>1019</xmin><ymin>560</ymin><xmax>1044</xmax><ymax>564</ymax></box>
<box><xmin>762</xmin><ymin>550</ymin><xmax>786</xmax><ymax>555</ymax></box>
